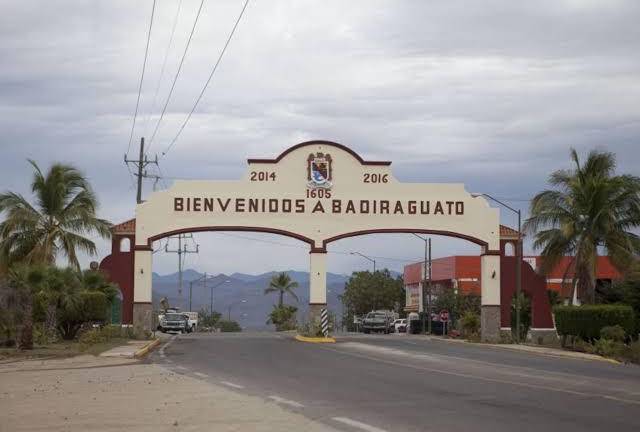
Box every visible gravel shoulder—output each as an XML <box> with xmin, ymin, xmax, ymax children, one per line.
<box><xmin>0</xmin><ymin>354</ymin><xmax>338</xmax><ymax>432</ymax></box>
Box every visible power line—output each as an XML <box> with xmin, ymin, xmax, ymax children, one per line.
<box><xmin>161</xmin><ymin>0</ymin><xmax>250</xmax><ymax>158</ymax></box>
<box><xmin>147</xmin><ymin>0</ymin><xmax>205</xmax><ymax>148</ymax></box>
<box><xmin>126</xmin><ymin>0</ymin><xmax>156</xmax><ymax>156</ymax></box>
<box><xmin>144</xmin><ymin>0</ymin><xmax>183</xmax><ymax>144</ymax></box>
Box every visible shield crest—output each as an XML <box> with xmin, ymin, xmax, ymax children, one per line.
<box><xmin>307</xmin><ymin>152</ymin><xmax>333</xmax><ymax>189</ymax></box>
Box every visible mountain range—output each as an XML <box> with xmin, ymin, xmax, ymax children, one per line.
<box><xmin>151</xmin><ymin>269</ymin><xmax>401</xmax><ymax>330</ymax></box>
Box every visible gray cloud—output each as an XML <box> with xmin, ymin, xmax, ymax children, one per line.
<box><xmin>1</xmin><ymin>0</ymin><xmax>639</xmax><ymax>276</ymax></box>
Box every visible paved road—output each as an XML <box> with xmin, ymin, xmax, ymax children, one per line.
<box><xmin>151</xmin><ymin>332</ymin><xmax>640</xmax><ymax>432</ymax></box>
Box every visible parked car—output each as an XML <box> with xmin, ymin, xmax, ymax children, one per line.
<box><xmin>158</xmin><ymin>313</ymin><xmax>189</xmax><ymax>333</ymax></box>
<box><xmin>362</xmin><ymin>311</ymin><xmax>395</xmax><ymax>334</ymax></box>
<box><xmin>182</xmin><ymin>311</ymin><xmax>199</xmax><ymax>333</ymax></box>
<box><xmin>393</xmin><ymin>319</ymin><xmax>407</xmax><ymax>333</ymax></box>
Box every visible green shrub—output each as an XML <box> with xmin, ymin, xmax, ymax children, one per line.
<box><xmin>298</xmin><ymin>320</ymin><xmax>324</xmax><ymax>338</ymax></box>
<box><xmin>33</xmin><ymin>323</ymin><xmax>57</xmax><ymax>345</ymax></box>
<box><xmin>554</xmin><ymin>305</ymin><xmax>635</xmax><ymax>341</ymax></box>
<box><xmin>267</xmin><ymin>305</ymin><xmax>298</xmax><ymax>331</ymax></box>
<box><xmin>81</xmin><ymin>291</ymin><xmax>108</xmax><ymax>321</ymax></box>
<box><xmin>629</xmin><ymin>341</ymin><xmax>640</xmax><ymax>363</ymax></box>
<box><xmin>573</xmin><ymin>338</ymin><xmax>596</xmax><ymax>354</ymax></box>
<box><xmin>600</xmin><ymin>325</ymin><xmax>626</xmax><ymax>342</ymax></box>
<box><xmin>593</xmin><ymin>338</ymin><xmax>626</xmax><ymax>359</ymax></box>
<box><xmin>460</xmin><ymin>311</ymin><xmax>481</xmax><ymax>338</ymax></box>
<box><xmin>78</xmin><ymin>328</ymin><xmax>107</xmax><ymax>347</ymax></box>
<box><xmin>217</xmin><ymin>320</ymin><xmax>241</xmax><ymax>332</ymax></box>
<box><xmin>511</xmin><ymin>292</ymin><xmax>531</xmax><ymax>342</ymax></box>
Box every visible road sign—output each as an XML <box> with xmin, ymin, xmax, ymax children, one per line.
<box><xmin>439</xmin><ymin>310</ymin><xmax>449</xmax><ymax>322</ymax></box>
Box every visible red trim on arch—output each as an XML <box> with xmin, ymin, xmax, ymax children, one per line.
<box><xmin>145</xmin><ymin>226</ymin><xmax>316</xmax><ymax>248</ymax></box>
<box><xmin>322</xmin><ymin>228</ymin><xmax>490</xmax><ymax>249</ymax></box>
<box><xmin>247</xmin><ymin>140</ymin><xmax>391</xmax><ymax>166</ymax></box>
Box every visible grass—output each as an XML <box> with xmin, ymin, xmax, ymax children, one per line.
<box><xmin>0</xmin><ymin>338</ymin><xmax>130</xmax><ymax>362</ymax></box>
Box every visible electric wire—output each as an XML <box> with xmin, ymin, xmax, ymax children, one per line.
<box><xmin>161</xmin><ymin>0</ymin><xmax>250</xmax><ymax>158</ymax></box>
<box><xmin>126</xmin><ymin>0</ymin><xmax>156</xmax><ymax>156</ymax></box>
<box><xmin>144</xmin><ymin>0</ymin><xmax>183</xmax><ymax>147</ymax></box>
<box><xmin>147</xmin><ymin>0</ymin><xmax>206</xmax><ymax>147</ymax></box>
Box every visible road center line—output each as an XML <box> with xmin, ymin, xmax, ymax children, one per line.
<box><xmin>332</xmin><ymin>417</ymin><xmax>388</xmax><ymax>432</ymax></box>
<box><xmin>194</xmin><ymin>372</ymin><xmax>208</xmax><ymax>378</ymax></box>
<box><xmin>220</xmin><ymin>381</ymin><xmax>244</xmax><ymax>389</ymax></box>
<box><xmin>268</xmin><ymin>395</ymin><xmax>304</xmax><ymax>408</ymax></box>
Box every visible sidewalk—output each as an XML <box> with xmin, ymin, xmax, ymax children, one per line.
<box><xmin>99</xmin><ymin>340</ymin><xmax>152</xmax><ymax>359</ymax></box>
<box><xmin>0</xmin><ymin>354</ymin><xmax>338</xmax><ymax>432</ymax></box>
<box><xmin>405</xmin><ymin>333</ymin><xmax>620</xmax><ymax>364</ymax></box>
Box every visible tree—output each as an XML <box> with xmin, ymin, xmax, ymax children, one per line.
<box><xmin>341</xmin><ymin>269</ymin><xmax>405</xmax><ymax>328</ymax></box>
<box><xmin>0</xmin><ymin>160</ymin><xmax>111</xmax><ymax>270</ymax></box>
<box><xmin>264</xmin><ymin>272</ymin><xmax>299</xmax><ymax>306</ymax></box>
<box><xmin>267</xmin><ymin>305</ymin><xmax>298</xmax><ymax>331</ymax></box>
<box><xmin>523</xmin><ymin>149</ymin><xmax>640</xmax><ymax>304</ymax></box>
<box><xmin>6</xmin><ymin>264</ymin><xmax>48</xmax><ymax>349</ymax></box>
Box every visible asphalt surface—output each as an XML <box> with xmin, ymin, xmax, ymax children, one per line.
<box><xmin>151</xmin><ymin>332</ymin><xmax>640</xmax><ymax>432</ymax></box>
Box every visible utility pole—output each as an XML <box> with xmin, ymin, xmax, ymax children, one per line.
<box><xmin>124</xmin><ymin>137</ymin><xmax>158</xmax><ymax>203</ymax></box>
<box><xmin>413</xmin><ymin>234</ymin><xmax>432</xmax><ymax>334</ymax></box>
<box><xmin>165</xmin><ymin>234</ymin><xmax>199</xmax><ymax>311</ymax></box>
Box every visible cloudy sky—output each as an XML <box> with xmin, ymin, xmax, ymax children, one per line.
<box><xmin>1</xmin><ymin>0</ymin><xmax>639</xmax><ymax>277</ymax></box>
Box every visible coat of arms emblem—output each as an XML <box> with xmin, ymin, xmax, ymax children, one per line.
<box><xmin>307</xmin><ymin>152</ymin><xmax>333</xmax><ymax>189</ymax></box>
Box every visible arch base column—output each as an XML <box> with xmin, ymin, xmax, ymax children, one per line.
<box><xmin>133</xmin><ymin>249</ymin><xmax>153</xmax><ymax>333</ymax></box>
<box><xmin>309</xmin><ymin>251</ymin><xmax>327</xmax><ymax>326</ymax></box>
<box><xmin>480</xmin><ymin>253</ymin><xmax>501</xmax><ymax>343</ymax></box>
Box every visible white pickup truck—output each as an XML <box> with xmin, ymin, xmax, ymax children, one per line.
<box><xmin>157</xmin><ymin>308</ymin><xmax>198</xmax><ymax>333</ymax></box>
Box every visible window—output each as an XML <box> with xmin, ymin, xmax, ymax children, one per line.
<box><xmin>119</xmin><ymin>237</ymin><xmax>131</xmax><ymax>252</ymax></box>
<box><xmin>504</xmin><ymin>242</ymin><xmax>515</xmax><ymax>256</ymax></box>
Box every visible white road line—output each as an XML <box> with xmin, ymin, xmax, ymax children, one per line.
<box><xmin>332</xmin><ymin>417</ymin><xmax>388</xmax><ymax>432</ymax></box>
<box><xmin>220</xmin><ymin>381</ymin><xmax>244</xmax><ymax>389</ymax></box>
<box><xmin>194</xmin><ymin>372</ymin><xmax>209</xmax><ymax>378</ymax></box>
<box><xmin>267</xmin><ymin>395</ymin><xmax>304</xmax><ymax>408</ymax></box>
<box><xmin>175</xmin><ymin>366</ymin><xmax>188</xmax><ymax>371</ymax></box>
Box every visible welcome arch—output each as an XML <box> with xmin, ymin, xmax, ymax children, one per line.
<box><xmin>126</xmin><ymin>141</ymin><xmax>503</xmax><ymax>341</ymax></box>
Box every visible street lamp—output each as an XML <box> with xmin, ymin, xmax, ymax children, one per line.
<box><xmin>472</xmin><ymin>192</ymin><xmax>522</xmax><ymax>343</ymax></box>
<box><xmin>350</xmin><ymin>251</ymin><xmax>376</xmax><ymax>272</ymax></box>
<box><xmin>228</xmin><ymin>299</ymin><xmax>247</xmax><ymax>321</ymax></box>
<box><xmin>412</xmin><ymin>234</ymin><xmax>432</xmax><ymax>334</ymax></box>
<box><xmin>210</xmin><ymin>279</ymin><xmax>231</xmax><ymax>313</ymax></box>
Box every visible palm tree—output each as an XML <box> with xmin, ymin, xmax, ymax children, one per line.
<box><xmin>523</xmin><ymin>148</ymin><xmax>640</xmax><ymax>304</ymax></box>
<box><xmin>0</xmin><ymin>160</ymin><xmax>111</xmax><ymax>270</ymax></box>
<box><xmin>264</xmin><ymin>272</ymin><xmax>299</xmax><ymax>306</ymax></box>
<box><xmin>7</xmin><ymin>264</ymin><xmax>48</xmax><ymax>349</ymax></box>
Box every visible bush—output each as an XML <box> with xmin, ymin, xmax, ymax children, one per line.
<box><xmin>554</xmin><ymin>305</ymin><xmax>635</xmax><ymax>342</ymax></box>
<box><xmin>217</xmin><ymin>320</ymin><xmax>241</xmax><ymax>332</ymax></box>
<box><xmin>593</xmin><ymin>338</ymin><xmax>627</xmax><ymax>359</ymax></box>
<box><xmin>298</xmin><ymin>320</ymin><xmax>324</xmax><ymax>338</ymax></box>
<box><xmin>267</xmin><ymin>305</ymin><xmax>298</xmax><ymax>331</ymax></box>
<box><xmin>460</xmin><ymin>311</ymin><xmax>480</xmax><ymax>338</ymax></box>
<box><xmin>630</xmin><ymin>341</ymin><xmax>640</xmax><ymax>363</ymax></box>
<box><xmin>511</xmin><ymin>292</ymin><xmax>531</xmax><ymax>342</ymax></box>
<box><xmin>600</xmin><ymin>325</ymin><xmax>626</xmax><ymax>342</ymax></box>
<box><xmin>78</xmin><ymin>328</ymin><xmax>107</xmax><ymax>347</ymax></box>
<box><xmin>573</xmin><ymin>338</ymin><xmax>596</xmax><ymax>354</ymax></box>
<box><xmin>81</xmin><ymin>291</ymin><xmax>108</xmax><ymax>322</ymax></box>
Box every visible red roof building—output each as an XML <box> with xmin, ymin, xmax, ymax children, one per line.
<box><xmin>403</xmin><ymin>227</ymin><xmax>622</xmax><ymax>312</ymax></box>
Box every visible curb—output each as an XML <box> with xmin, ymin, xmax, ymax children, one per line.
<box><xmin>134</xmin><ymin>339</ymin><xmax>161</xmax><ymax>359</ymax></box>
<box><xmin>414</xmin><ymin>335</ymin><xmax>621</xmax><ymax>364</ymax></box>
<box><xmin>295</xmin><ymin>335</ymin><xmax>336</xmax><ymax>344</ymax></box>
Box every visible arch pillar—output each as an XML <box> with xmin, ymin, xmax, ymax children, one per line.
<box><xmin>133</xmin><ymin>248</ymin><xmax>153</xmax><ymax>332</ymax></box>
<box><xmin>481</xmin><ymin>252</ymin><xmax>501</xmax><ymax>342</ymax></box>
<box><xmin>309</xmin><ymin>250</ymin><xmax>327</xmax><ymax>324</ymax></box>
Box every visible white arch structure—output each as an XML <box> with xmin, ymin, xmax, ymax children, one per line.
<box><xmin>132</xmin><ymin>141</ymin><xmax>502</xmax><ymax>341</ymax></box>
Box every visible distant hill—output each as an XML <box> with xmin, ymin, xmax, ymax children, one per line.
<box><xmin>152</xmin><ymin>269</ymin><xmax>401</xmax><ymax>330</ymax></box>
